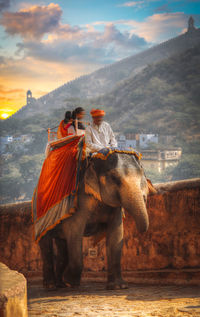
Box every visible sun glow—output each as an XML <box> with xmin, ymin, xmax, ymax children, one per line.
<box><xmin>1</xmin><ymin>113</ymin><xmax>9</xmax><ymax>119</ymax></box>
<box><xmin>0</xmin><ymin>109</ymin><xmax>16</xmax><ymax>120</ymax></box>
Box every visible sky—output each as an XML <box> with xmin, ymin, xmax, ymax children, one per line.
<box><xmin>0</xmin><ymin>0</ymin><xmax>200</xmax><ymax>119</ymax></box>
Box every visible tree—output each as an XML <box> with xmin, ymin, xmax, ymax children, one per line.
<box><xmin>170</xmin><ymin>155</ymin><xmax>200</xmax><ymax>180</ymax></box>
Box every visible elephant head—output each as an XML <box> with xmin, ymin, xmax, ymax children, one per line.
<box><xmin>84</xmin><ymin>152</ymin><xmax>155</xmax><ymax>233</ymax></box>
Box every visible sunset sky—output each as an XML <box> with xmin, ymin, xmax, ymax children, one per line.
<box><xmin>0</xmin><ymin>0</ymin><xmax>200</xmax><ymax>119</ymax></box>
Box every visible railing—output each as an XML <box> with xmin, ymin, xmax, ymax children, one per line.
<box><xmin>47</xmin><ymin>128</ymin><xmax>58</xmax><ymax>142</ymax></box>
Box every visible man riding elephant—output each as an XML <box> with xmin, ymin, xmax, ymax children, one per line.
<box><xmin>85</xmin><ymin>108</ymin><xmax>117</xmax><ymax>152</ymax></box>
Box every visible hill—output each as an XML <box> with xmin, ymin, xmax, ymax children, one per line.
<box><xmin>93</xmin><ymin>44</ymin><xmax>200</xmax><ymax>137</ymax></box>
<box><xmin>12</xmin><ymin>24</ymin><xmax>200</xmax><ymax>119</ymax></box>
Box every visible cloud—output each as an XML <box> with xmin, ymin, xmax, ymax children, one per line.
<box><xmin>0</xmin><ymin>0</ymin><xmax>11</xmax><ymax>13</ymax></box>
<box><xmin>0</xmin><ymin>9</ymin><xmax>150</xmax><ymax>116</ymax></box>
<box><xmin>0</xmin><ymin>81</ymin><xmax>27</xmax><ymax>114</ymax></box>
<box><xmin>0</xmin><ymin>3</ymin><xmax>62</xmax><ymax>40</ymax></box>
<box><xmin>15</xmin><ymin>40</ymin><xmax>112</xmax><ymax>65</ymax></box>
<box><xmin>92</xmin><ymin>12</ymin><xmax>197</xmax><ymax>43</ymax></box>
<box><xmin>14</xmin><ymin>22</ymin><xmax>148</xmax><ymax>66</ymax></box>
<box><xmin>0</xmin><ymin>2</ymin><xmax>149</xmax><ymax>65</ymax></box>
<box><xmin>155</xmin><ymin>4</ymin><xmax>172</xmax><ymax>13</ymax></box>
<box><xmin>117</xmin><ymin>0</ymin><xmax>161</xmax><ymax>9</ymax></box>
<box><xmin>0</xmin><ymin>51</ymin><xmax>105</xmax><ymax>116</ymax></box>
<box><xmin>0</xmin><ymin>85</ymin><xmax>24</xmax><ymax>95</ymax></box>
<box><xmin>115</xmin><ymin>12</ymin><xmax>193</xmax><ymax>42</ymax></box>
<box><xmin>0</xmin><ymin>55</ymin><xmax>6</xmax><ymax>65</ymax></box>
<box><xmin>118</xmin><ymin>1</ymin><xmax>145</xmax><ymax>7</ymax></box>
<box><xmin>94</xmin><ymin>23</ymin><xmax>148</xmax><ymax>51</ymax></box>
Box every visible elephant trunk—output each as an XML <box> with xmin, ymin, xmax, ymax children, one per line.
<box><xmin>120</xmin><ymin>178</ymin><xmax>149</xmax><ymax>233</ymax></box>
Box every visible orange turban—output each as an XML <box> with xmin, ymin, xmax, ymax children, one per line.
<box><xmin>90</xmin><ymin>109</ymin><xmax>105</xmax><ymax>117</ymax></box>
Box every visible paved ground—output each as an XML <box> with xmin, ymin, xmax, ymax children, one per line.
<box><xmin>28</xmin><ymin>282</ymin><xmax>200</xmax><ymax>317</ymax></box>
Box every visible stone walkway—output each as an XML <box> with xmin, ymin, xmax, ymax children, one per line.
<box><xmin>28</xmin><ymin>282</ymin><xmax>200</xmax><ymax>317</ymax></box>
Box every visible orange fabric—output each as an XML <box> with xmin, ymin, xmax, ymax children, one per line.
<box><xmin>90</xmin><ymin>109</ymin><xmax>105</xmax><ymax>117</ymax></box>
<box><xmin>36</xmin><ymin>136</ymin><xmax>81</xmax><ymax>219</ymax></box>
<box><xmin>57</xmin><ymin>120</ymin><xmax>72</xmax><ymax>139</ymax></box>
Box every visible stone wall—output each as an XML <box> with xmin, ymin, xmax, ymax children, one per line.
<box><xmin>0</xmin><ymin>179</ymin><xmax>200</xmax><ymax>284</ymax></box>
<box><xmin>0</xmin><ymin>263</ymin><xmax>28</xmax><ymax>317</ymax></box>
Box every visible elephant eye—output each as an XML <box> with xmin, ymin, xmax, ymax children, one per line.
<box><xmin>109</xmin><ymin>174</ymin><xmax>122</xmax><ymax>186</ymax></box>
<box><xmin>143</xmin><ymin>195</ymin><xmax>147</xmax><ymax>204</ymax></box>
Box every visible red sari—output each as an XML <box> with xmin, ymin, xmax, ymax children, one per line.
<box><xmin>57</xmin><ymin>120</ymin><xmax>73</xmax><ymax>139</ymax></box>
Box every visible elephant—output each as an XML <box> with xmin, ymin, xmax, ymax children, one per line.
<box><xmin>39</xmin><ymin>151</ymin><xmax>155</xmax><ymax>290</ymax></box>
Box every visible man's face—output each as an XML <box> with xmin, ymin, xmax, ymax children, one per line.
<box><xmin>77</xmin><ymin>111</ymin><xmax>85</xmax><ymax>120</ymax></box>
<box><xmin>93</xmin><ymin>116</ymin><xmax>104</xmax><ymax>126</ymax></box>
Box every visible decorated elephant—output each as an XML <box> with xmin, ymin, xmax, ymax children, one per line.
<box><xmin>38</xmin><ymin>149</ymin><xmax>156</xmax><ymax>290</ymax></box>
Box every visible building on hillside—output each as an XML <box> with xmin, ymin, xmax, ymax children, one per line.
<box><xmin>20</xmin><ymin>134</ymin><xmax>33</xmax><ymax>143</ymax></box>
<box><xmin>117</xmin><ymin>133</ymin><xmax>158</xmax><ymax>149</ymax></box>
<box><xmin>0</xmin><ymin>136</ymin><xmax>14</xmax><ymax>154</ymax></box>
<box><xmin>158</xmin><ymin>135</ymin><xmax>176</xmax><ymax>145</ymax></box>
<box><xmin>117</xmin><ymin>134</ymin><xmax>138</xmax><ymax>149</ymax></box>
<box><xmin>0</xmin><ymin>134</ymin><xmax>33</xmax><ymax>154</ymax></box>
<box><xmin>1</xmin><ymin>153</ymin><xmax>13</xmax><ymax>161</ymax></box>
<box><xmin>139</xmin><ymin>134</ymin><xmax>158</xmax><ymax>148</ymax></box>
<box><xmin>141</xmin><ymin>148</ymin><xmax>182</xmax><ymax>173</ymax></box>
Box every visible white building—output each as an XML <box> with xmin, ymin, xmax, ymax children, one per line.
<box><xmin>117</xmin><ymin>135</ymin><xmax>126</xmax><ymax>149</ymax></box>
<box><xmin>117</xmin><ymin>135</ymin><xmax>137</xmax><ymax>149</ymax></box>
<box><xmin>0</xmin><ymin>136</ymin><xmax>14</xmax><ymax>153</ymax></box>
<box><xmin>139</xmin><ymin>134</ymin><xmax>158</xmax><ymax>148</ymax></box>
<box><xmin>117</xmin><ymin>133</ymin><xmax>158</xmax><ymax>150</ymax></box>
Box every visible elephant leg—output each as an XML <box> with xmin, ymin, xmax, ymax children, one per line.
<box><xmin>62</xmin><ymin>195</ymin><xmax>98</xmax><ymax>287</ymax></box>
<box><xmin>54</xmin><ymin>237</ymin><xmax>68</xmax><ymax>288</ymax></box>
<box><xmin>63</xmin><ymin>233</ymin><xmax>83</xmax><ymax>287</ymax></box>
<box><xmin>39</xmin><ymin>231</ymin><xmax>56</xmax><ymax>289</ymax></box>
<box><xmin>106</xmin><ymin>208</ymin><xmax>128</xmax><ymax>290</ymax></box>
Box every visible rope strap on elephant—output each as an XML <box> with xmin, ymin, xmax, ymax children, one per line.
<box><xmin>32</xmin><ymin>135</ymin><xmax>86</xmax><ymax>243</ymax></box>
<box><xmin>91</xmin><ymin>147</ymin><xmax>142</xmax><ymax>161</ymax></box>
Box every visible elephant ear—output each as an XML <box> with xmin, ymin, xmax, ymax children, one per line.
<box><xmin>84</xmin><ymin>162</ymin><xmax>102</xmax><ymax>201</ymax></box>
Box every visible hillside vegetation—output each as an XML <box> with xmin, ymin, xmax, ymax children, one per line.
<box><xmin>93</xmin><ymin>44</ymin><xmax>200</xmax><ymax>136</ymax></box>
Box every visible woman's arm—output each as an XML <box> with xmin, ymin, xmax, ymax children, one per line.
<box><xmin>68</xmin><ymin>125</ymin><xmax>76</xmax><ymax>136</ymax></box>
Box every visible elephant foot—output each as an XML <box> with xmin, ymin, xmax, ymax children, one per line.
<box><xmin>63</xmin><ymin>267</ymin><xmax>81</xmax><ymax>288</ymax></box>
<box><xmin>43</xmin><ymin>280</ymin><xmax>57</xmax><ymax>291</ymax></box>
<box><xmin>63</xmin><ymin>279</ymin><xmax>80</xmax><ymax>289</ymax></box>
<box><xmin>106</xmin><ymin>280</ymin><xmax>128</xmax><ymax>290</ymax></box>
<box><xmin>55</xmin><ymin>281</ymin><xmax>68</xmax><ymax>288</ymax></box>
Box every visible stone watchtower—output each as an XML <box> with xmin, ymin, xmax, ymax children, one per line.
<box><xmin>26</xmin><ymin>90</ymin><xmax>32</xmax><ymax>105</ymax></box>
<box><xmin>187</xmin><ymin>16</ymin><xmax>196</xmax><ymax>33</ymax></box>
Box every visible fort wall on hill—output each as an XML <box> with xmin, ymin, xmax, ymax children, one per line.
<box><xmin>0</xmin><ymin>179</ymin><xmax>200</xmax><ymax>285</ymax></box>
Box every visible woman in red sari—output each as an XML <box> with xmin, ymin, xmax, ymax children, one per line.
<box><xmin>57</xmin><ymin>111</ymin><xmax>75</xmax><ymax>139</ymax></box>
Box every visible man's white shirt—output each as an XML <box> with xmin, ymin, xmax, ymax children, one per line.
<box><xmin>85</xmin><ymin>121</ymin><xmax>118</xmax><ymax>152</ymax></box>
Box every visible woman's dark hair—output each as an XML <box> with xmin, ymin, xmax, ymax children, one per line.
<box><xmin>64</xmin><ymin>111</ymin><xmax>72</xmax><ymax>124</ymax></box>
<box><xmin>72</xmin><ymin>107</ymin><xmax>85</xmax><ymax>130</ymax></box>
<box><xmin>72</xmin><ymin>107</ymin><xmax>85</xmax><ymax>120</ymax></box>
